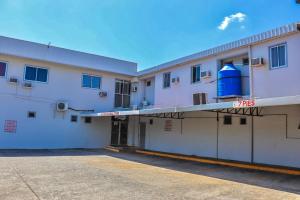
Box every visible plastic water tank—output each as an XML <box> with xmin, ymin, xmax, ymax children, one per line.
<box><xmin>217</xmin><ymin>64</ymin><xmax>242</xmax><ymax>97</ymax></box>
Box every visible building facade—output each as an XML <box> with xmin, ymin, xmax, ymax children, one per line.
<box><xmin>1</xmin><ymin>23</ymin><xmax>300</xmax><ymax>168</ymax></box>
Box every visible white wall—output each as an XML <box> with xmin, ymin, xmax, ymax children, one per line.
<box><xmin>0</xmin><ymin>55</ymin><xmax>131</xmax><ymax>148</ymax></box>
<box><xmin>0</xmin><ymin>36</ymin><xmax>137</xmax><ymax>76</ymax></box>
<box><xmin>138</xmin><ymin>105</ymin><xmax>300</xmax><ymax>168</ymax></box>
<box><xmin>251</xmin><ymin>34</ymin><xmax>300</xmax><ymax>98</ymax></box>
<box><xmin>141</xmin><ymin>33</ymin><xmax>300</xmax><ymax>108</ymax></box>
<box><xmin>253</xmin><ymin>105</ymin><xmax>300</xmax><ymax>168</ymax></box>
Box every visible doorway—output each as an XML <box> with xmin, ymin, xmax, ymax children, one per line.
<box><xmin>139</xmin><ymin>122</ymin><xmax>146</xmax><ymax>149</ymax></box>
<box><xmin>111</xmin><ymin>117</ymin><xmax>128</xmax><ymax>146</ymax></box>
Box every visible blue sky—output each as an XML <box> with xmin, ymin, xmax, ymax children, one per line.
<box><xmin>0</xmin><ymin>0</ymin><xmax>299</xmax><ymax>70</ymax></box>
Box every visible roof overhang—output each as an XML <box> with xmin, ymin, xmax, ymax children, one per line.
<box><xmin>80</xmin><ymin>95</ymin><xmax>300</xmax><ymax>118</ymax></box>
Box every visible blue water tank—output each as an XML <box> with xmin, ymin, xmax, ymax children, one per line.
<box><xmin>218</xmin><ymin>64</ymin><xmax>242</xmax><ymax>97</ymax></box>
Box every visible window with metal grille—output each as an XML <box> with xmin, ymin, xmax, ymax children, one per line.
<box><xmin>163</xmin><ymin>72</ymin><xmax>171</xmax><ymax>88</ymax></box>
<box><xmin>223</xmin><ymin>115</ymin><xmax>232</xmax><ymax>125</ymax></box>
<box><xmin>240</xmin><ymin>117</ymin><xmax>247</xmax><ymax>125</ymax></box>
<box><xmin>193</xmin><ymin>93</ymin><xmax>207</xmax><ymax>105</ymax></box>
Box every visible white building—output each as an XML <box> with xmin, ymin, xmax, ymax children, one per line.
<box><xmin>1</xmin><ymin>22</ymin><xmax>300</xmax><ymax>168</ymax></box>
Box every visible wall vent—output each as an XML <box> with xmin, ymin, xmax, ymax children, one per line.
<box><xmin>8</xmin><ymin>77</ymin><xmax>19</xmax><ymax>84</ymax></box>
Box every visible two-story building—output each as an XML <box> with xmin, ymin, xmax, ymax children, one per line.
<box><xmin>1</xmin><ymin>22</ymin><xmax>300</xmax><ymax>169</ymax></box>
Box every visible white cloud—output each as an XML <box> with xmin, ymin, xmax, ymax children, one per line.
<box><xmin>218</xmin><ymin>12</ymin><xmax>246</xmax><ymax>30</ymax></box>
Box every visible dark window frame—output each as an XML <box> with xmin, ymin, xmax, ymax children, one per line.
<box><xmin>24</xmin><ymin>65</ymin><xmax>48</xmax><ymax>83</ymax></box>
<box><xmin>163</xmin><ymin>72</ymin><xmax>171</xmax><ymax>88</ymax></box>
<box><xmin>82</xmin><ymin>74</ymin><xmax>102</xmax><ymax>89</ymax></box>
<box><xmin>191</xmin><ymin>65</ymin><xmax>201</xmax><ymax>83</ymax></box>
<box><xmin>27</xmin><ymin>111</ymin><xmax>36</xmax><ymax>118</ymax></box>
<box><xmin>240</xmin><ymin>117</ymin><xmax>247</xmax><ymax>125</ymax></box>
<box><xmin>0</xmin><ymin>61</ymin><xmax>7</xmax><ymax>77</ymax></box>
<box><xmin>114</xmin><ymin>79</ymin><xmax>131</xmax><ymax>108</ymax></box>
<box><xmin>223</xmin><ymin>115</ymin><xmax>232</xmax><ymax>125</ymax></box>
<box><xmin>85</xmin><ymin>117</ymin><xmax>92</xmax><ymax>124</ymax></box>
<box><xmin>71</xmin><ymin>115</ymin><xmax>78</xmax><ymax>122</ymax></box>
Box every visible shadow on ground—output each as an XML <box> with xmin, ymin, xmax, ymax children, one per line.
<box><xmin>0</xmin><ymin>149</ymin><xmax>299</xmax><ymax>195</ymax></box>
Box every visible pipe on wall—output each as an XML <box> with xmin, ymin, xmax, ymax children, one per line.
<box><xmin>248</xmin><ymin>45</ymin><xmax>254</xmax><ymax>99</ymax></box>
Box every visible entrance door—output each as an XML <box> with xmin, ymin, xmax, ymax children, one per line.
<box><xmin>119</xmin><ymin>121</ymin><xmax>128</xmax><ymax>145</ymax></box>
<box><xmin>111</xmin><ymin>121</ymin><xmax>120</xmax><ymax>146</ymax></box>
<box><xmin>111</xmin><ymin>118</ymin><xmax>128</xmax><ymax>146</ymax></box>
<box><xmin>139</xmin><ymin>122</ymin><xmax>146</xmax><ymax>149</ymax></box>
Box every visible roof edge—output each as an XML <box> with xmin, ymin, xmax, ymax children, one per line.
<box><xmin>138</xmin><ymin>22</ymin><xmax>300</xmax><ymax>77</ymax></box>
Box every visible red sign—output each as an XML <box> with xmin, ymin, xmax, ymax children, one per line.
<box><xmin>233</xmin><ymin>100</ymin><xmax>256</xmax><ymax>108</ymax></box>
<box><xmin>4</xmin><ymin>120</ymin><xmax>17</xmax><ymax>133</ymax></box>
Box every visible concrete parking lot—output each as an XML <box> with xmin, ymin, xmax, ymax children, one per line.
<box><xmin>0</xmin><ymin>149</ymin><xmax>299</xmax><ymax>200</ymax></box>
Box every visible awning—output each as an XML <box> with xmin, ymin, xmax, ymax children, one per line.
<box><xmin>80</xmin><ymin>95</ymin><xmax>300</xmax><ymax>117</ymax></box>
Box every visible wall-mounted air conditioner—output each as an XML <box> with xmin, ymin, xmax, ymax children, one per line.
<box><xmin>99</xmin><ymin>91</ymin><xmax>108</xmax><ymax>97</ymax></box>
<box><xmin>200</xmin><ymin>71</ymin><xmax>212</xmax><ymax>79</ymax></box>
<box><xmin>23</xmin><ymin>82</ymin><xmax>32</xmax><ymax>88</ymax></box>
<box><xmin>8</xmin><ymin>77</ymin><xmax>19</xmax><ymax>84</ymax></box>
<box><xmin>56</xmin><ymin>101</ymin><xmax>68</xmax><ymax>112</ymax></box>
<box><xmin>193</xmin><ymin>93</ymin><xmax>208</xmax><ymax>105</ymax></box>
<box><xmin>251</xmin><ymin>58</ymin><xmax>264</xmax><ymax>67</ymax></box>
<box><xmin>171</xmin><ymin>77</ymin><xmax>180</xmax><ymax>84</ymax></box>
<box><xmin>132</xmin><ymin>86</ymin><xmax>138</xmax><ymax>92</ymax></box>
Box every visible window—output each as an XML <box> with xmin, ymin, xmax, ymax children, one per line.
<box><xmin>82</xmin><ymin>74</ymin><xmax>101</xmax><ymax>89</ymax></box>
<box><xmin>240</xmin><ymin>118</ymin><xmax>247</xmax><ymax>125</ymax></box>
<box><xmin>71</xmin><ymin>115</ymin><xmax>78</xmax><ymax>122</ymax></box>
<box><xmin>270</xmin><ymin>43</ymin><xmax>287</xmax><ymax>69</ymax></box>
<box><xmin>243</xmin><ymin>58</ymin><xmax>249</xmax><ymax>66</ymax></box>
<box><xmin>193</xmin><ymin>93</ymin><xmax>207</xmax><ymax>105</ymax></box>
<box><xmin>191</xmin><ymin>65</ymin><xmax>201</xmax><ymax>83</ymax></box>
<box><xmin>85</xmin><ymin>117</ymin><xmax>92</xmax><ymax>124</ymax></box>
<box><xmin>114</xmin><ymin>79</ymin><xmax>131</xmax><ymax>108</ymax></box>
<box><xmin>0</xmin><ymin>62</ymin><xmax>7</xmax><ymax>77</ymax></box>
<box><xmin>223</xmin><ymin>115</ymin><xmax>232</xmax><ymax>125</ymax></box>
<box><xmin>146</xmin><ymin>80</ymin><xmax>151</xmax><ymax>87</ymax></box>
<box><xmin>27</xmin><ymin>111</ymin><xmax>36</xmax><ymax>118</ymax></box>
<box><xmin>25</xmin><ymin>66</ymin><xmax>48</xmax><ymax>82</ymax></box>
<box><xmin>163</xmin><ymin>72</ymin><xmax>171</xmax><ymax>88</ymax></box>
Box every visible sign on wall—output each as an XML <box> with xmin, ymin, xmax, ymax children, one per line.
<box><xmin>164</xmin><ymin>120</ymin><xmax>173</xmax><ymax>132</ymax></box>
<box><xmin>233</xmin><ymin>99</ymin><xmax>256</xmax><ymax>108</ymax></box>
<box><xmin>4</xmin><ymin>120</ymin><xmax>17</xmax><ymax>133</ymax></box>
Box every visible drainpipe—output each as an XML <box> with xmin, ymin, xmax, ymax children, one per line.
<box><xmin>248</xmin><ymin>45</ymin><xmax>255</xmax><ymax>163</ymax></box>
<box><xmin>248</xmin><ymin>45</ymin><xmax>254</xmax><ymax>99</ymax></box>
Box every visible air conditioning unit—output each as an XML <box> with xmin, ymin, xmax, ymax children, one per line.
<box><xmin>23</xmin><ymin>82</ymin><xmax>32</xmax><ymax>88</ymax></box>
<box><xmin>8</xmin><ymin>77</ymin><xmax>19</xmax><ymax>84</ymax></box>
<box><xmin>200</xmin><ymin>71</ymin><xmax>212</xmax><ymax>79</ymax></box>
<box><xmin>251</xmin><ymin>58</ymin><xmax>264</xmax><ymax>67</ymax></box>
<box><xmin>99</xmin><ymin>91</ymin><xmax>108</xmax><ymax>97</ymax></box>
<box><xmin>193</xmin><ymin>93</ymin><xmax>208</xmax><ymax>105</ymax></box>
<box><xmin>171</xmin><ymin>77</ymin><xmax>180</xmax><ymax>84</ymax></box>
<box><xmin>132</xmin><ymin>86</ymin><xmax>138</xmax><ymax>92</ymax></box>
<box><xmin>56</xmin><ymin>101</ymin><xmax>68</xmax><ymax>112</ymax></box>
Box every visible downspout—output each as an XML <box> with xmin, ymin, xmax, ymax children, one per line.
<box><xmin>248</xmin><ymin>45</ymin><xmax>254</xmax><ymax>99</ymax></box>
<box><xmin>248</xmin><ymin>45</ymin><xmax>254</xmax><ymax>163</ymax></box>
